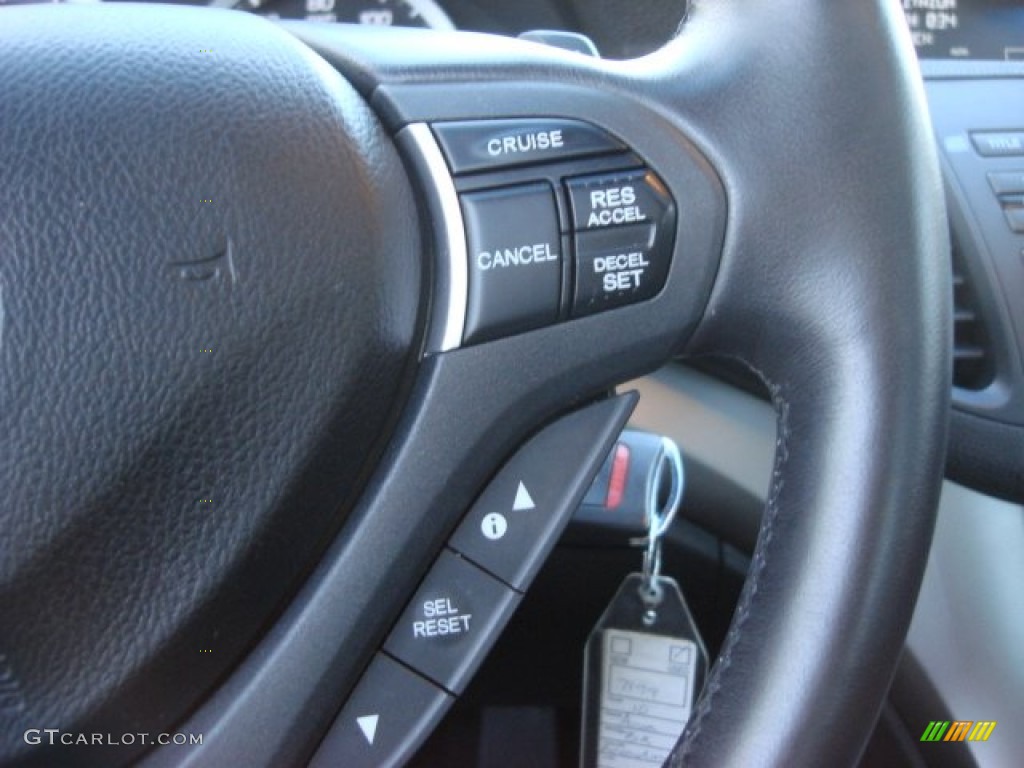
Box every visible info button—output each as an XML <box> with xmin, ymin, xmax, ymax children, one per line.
<box><xmin>461</xmin><ymin>183</ymin><xmax>562</xmax><ymax>344</ymax></box>
<box><xmin>384</xmin><ymin>551</ymin><xmax>520</xmax><ymax>694</ymax></box>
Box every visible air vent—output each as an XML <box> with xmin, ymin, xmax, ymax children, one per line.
<box><xmin>952</xmin><ymin>244</ymin><xmax>994</xmax><ymax>390</ymax></box>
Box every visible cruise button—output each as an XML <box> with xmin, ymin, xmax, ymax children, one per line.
<box><xmin>433</xmin><ymin>119</ymin><xmax>624</xmax><ymax>174</ymax></box>
<box><xmin>461</xmin><ymin>183</ymin><xmax>561</xmax><ymax>344</ymax></box>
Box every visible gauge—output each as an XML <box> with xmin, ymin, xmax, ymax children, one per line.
<box><xmin>3</xmin><ymin>0</ymin><xmax>456</xmax><ymax>28</ymax></box>
<box><xmin>209</xmin><ymin>0</ymin><xmax>454</xmax><ymax>28</ymax></box>
<box><xmin>903</xmin><ymin>0</ymin><xmax>1024</xmax><ymax>60</ymax></box>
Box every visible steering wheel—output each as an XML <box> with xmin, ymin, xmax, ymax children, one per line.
<box><xmin>0</xmin><ymin>0</ymin><xmax>950</xmax><ymax>765</ymax></box>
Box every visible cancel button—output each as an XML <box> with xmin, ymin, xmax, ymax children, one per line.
<box><xmin>460</xmin><ymin>183</ymin><xmax>562</xmax><ymax>344</ymax></box>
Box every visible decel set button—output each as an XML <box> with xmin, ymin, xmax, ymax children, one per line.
<box><xmin>573</xmin><ymin>226</ymin><xmax>666</xmax><ymax>316</ymax></box>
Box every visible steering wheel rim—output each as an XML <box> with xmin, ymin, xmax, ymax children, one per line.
<box><xmin>0</xmin><ymin>1</ymin><xmax>949</xmax><ymax>766</ymax></box>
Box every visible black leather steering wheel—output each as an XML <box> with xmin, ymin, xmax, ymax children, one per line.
<box><xmin>0</xmin><ymin>0</ymin><xmax>950</xmax><ymax>766</ymax></box>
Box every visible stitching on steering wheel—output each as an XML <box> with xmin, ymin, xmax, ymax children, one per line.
<box><xmin>672</xmin><ymin>361</ymin><xmax>791</xmax><ymax>763</ymax></box>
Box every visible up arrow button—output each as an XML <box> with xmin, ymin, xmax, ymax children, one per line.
<box><xmin>448</xmin><ymin>394</ymin><xmax>637</xmax><ymax>590</ymax></box>
<box><xmin>513</xmin><ymin>482</ymin><xmax>535</xmax><ymax>511</ymax></box>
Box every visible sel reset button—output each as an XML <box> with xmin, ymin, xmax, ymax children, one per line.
<box><xmin>384</xmin><ymin>551</ymin><xmax>519</xmax><ymax>695</ymax></box>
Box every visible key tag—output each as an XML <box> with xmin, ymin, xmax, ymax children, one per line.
<box><xmin>580</xmin><ymin>437</ymin><xmax>708</xmax><ymax>768</ymax></box>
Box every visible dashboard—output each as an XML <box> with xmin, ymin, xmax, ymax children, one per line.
<box><xmin>2</xmin><ymin>0</ymin><xmax>1021</xmax><ymax>61</ymax></box>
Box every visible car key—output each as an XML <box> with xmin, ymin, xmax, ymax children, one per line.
<box><xmin>580</xmin><ymin>437</ymin><xmax>708</xmax><ymax>768</ymax></box>
<box><xmin>571</xmin><ymin>429</ymin><xmax>677</xmax><ymax>540</ymax></box>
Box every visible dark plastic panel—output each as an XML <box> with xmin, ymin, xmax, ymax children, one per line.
<box><xmin>926</xmin><ymin>77</ymin><xmax>1024</xmax><ymax>426</ymax></box>
<box><xmin>924</xmin><ymin>74</ymin><xmax>1024</xmax><ymax>499</ymax></box>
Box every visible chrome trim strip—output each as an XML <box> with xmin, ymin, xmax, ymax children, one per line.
<box><xmin>403</xmin><ymin>123</ymin><xmax>466</xmax><ymax>353</ymax></box>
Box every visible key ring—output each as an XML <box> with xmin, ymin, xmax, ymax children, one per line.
<box><xmin>637</xmin><ymin>437</ymin><xmax>685</xmax><ymax>624</ymax></box>
<box><xmin>646</xmin><ymin>436</ymin><xmax>684</xmax><ymax>542</ymax></box>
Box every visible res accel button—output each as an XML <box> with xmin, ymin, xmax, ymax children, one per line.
<box><xmin>383</xmin><ymin>551</ymin><xmax>519</xmax><ymax>694</ymax></box>
<box><xmin>461</xmin><ymin>183</ymin><xmax>562</xmax><ymax>344</ymax></box>
<box><xmin>432</xmin><ymin>119</ymin><xmax>624</xmax><ymax>174</ymax></box>
<box><xmin>567</xmin><ymin>168</ymin><xmax>673</xmax><ymax>231</ymax></box>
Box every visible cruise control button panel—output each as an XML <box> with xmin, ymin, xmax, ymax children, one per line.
<box><xmin>383</xmin><ymin>550</ymin><xmax>520</xmax><ymax>694</ymax></box>
<box><xmin>566</xmin><ymin>170</ymin><xmax>675</xmax><ymax>315</ymax></box>
<box><xmin>461</xmin><ymin>183</ymin><xmax>562</xmax><ymax>343</ymax></box>
<box><xmin>424</xmin><ymin>118</ymin><xmax>678</xmax><ymax>347</ymax></box>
